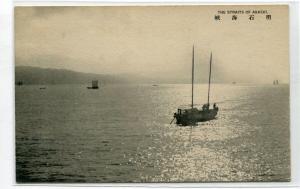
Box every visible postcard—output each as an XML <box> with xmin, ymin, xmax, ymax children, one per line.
<box><xmin>15</xmin><ymin>5</ymin><xmax>290</xmax><ymax>183</ymax></box>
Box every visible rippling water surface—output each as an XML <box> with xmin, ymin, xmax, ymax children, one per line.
<box><xmin>15</xmin><ymin>84</ymin><xmax>290</xmax><ymax>182</ymax></box>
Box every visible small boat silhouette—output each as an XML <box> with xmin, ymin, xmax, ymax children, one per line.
<box><xmin>273</xmin><ymin>80</ymin><xmax>279</xmax><ymax>85</ymax></box>
<box><xmin>87</xmin><ymin>80</ymin><xmax>99</xmax><ymax>89</ymax></box>
<box><xmin>16</xmin><ymin>81</ymin><xmax>23</xmax><ymax>86</ymax></box>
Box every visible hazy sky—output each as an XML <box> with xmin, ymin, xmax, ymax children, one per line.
<box><xmin>15</xmin><ymin>5</ymin><xmax>289</xmax><ymax>83</ymax></box>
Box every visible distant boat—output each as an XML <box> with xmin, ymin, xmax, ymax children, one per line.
<box><xmin>232</xmin><ymin>81</ymin><xmax>236</xmax><ymax>85</ymax></box>
<box><xmin>16</xmin><ymin>81</ymin><xmax>23</xmax><ymax>86</ymax></box>
<box><xmin>171</xmin><ymin>46</ymin><xmax>219</xmax><ymax>126</ymax></box>
<box><xmin>273</xmin><ymin>80</ymin><xmax>279</xmax><ymax>85</ymax></box>
<box><xmin>39</xmin><ymin>87</ymin><xmax>46</xmax><ymax>90</ymax></box>
<box><xmin>152</xmin><ymin>84</ymin><xmax>158</xmax><ymax>87</ymax></box>
<box><xmin>87</xmin><ymin>80</ymin><xmax>99</xmax><ymax>89</ymax></box>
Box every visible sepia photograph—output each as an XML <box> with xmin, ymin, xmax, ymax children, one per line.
<box><xmin>15</xmin><ymin>5</ymin><xmax>290</xmax><ymax>183</ymax></box>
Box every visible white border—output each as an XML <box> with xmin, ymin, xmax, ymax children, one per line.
<box><xmin>12</xmin><ymin>0</ymin><xmax>300</xmax><ymax>6</ymax></box>
<box><xmin>1</xmin><ymin>0</ymin><xmax>299</xmax><ymax>188</ymax></box>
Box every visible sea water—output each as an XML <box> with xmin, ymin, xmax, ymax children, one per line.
<box><xmin>15</xmin><ymin>84</ymin><xmax>290</xmax><ymax>182</ymax></box>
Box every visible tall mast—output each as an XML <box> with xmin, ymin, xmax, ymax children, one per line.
<box><xmin>207</xmin><ymin>52</ymin><xmax>212</xmax><ymax>105</ymax></box>
<box><xmin>191</xmin><ymin>45</ymin><xmax>194</xmax><ymax>108</ymax></box>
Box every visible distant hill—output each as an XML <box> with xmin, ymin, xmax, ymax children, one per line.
<box><xmin>15</xmin><ymin>66</ymin><xmax>231</xmax><ymax>85</ymax></box>
<box><xmin>15</xmin><ymin>66</ymin><xmax>130</xmax><ymax>85</ymax></box>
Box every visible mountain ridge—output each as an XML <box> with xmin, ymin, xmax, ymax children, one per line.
<box><xmin>15</xmin><ymin>65</ymin><xmax>237</xmax><ymax>85</ymax></box>
<box><xmin>15</xmin><ymin>66</ymin><xmax>129</xmax><ymax>85</ymax></box>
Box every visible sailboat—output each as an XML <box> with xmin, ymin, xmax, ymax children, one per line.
<box><xmin>87</xmin><ymin>80</ymin><xmax>99</xmax><ymax>89</ymax></box>
<box><xmin>273</xmin><ymin>80</ymin><xmax>279</xmax><ymax>85</ymax></box>
<box><xmin>171</xmin><ymin>46</ymin><xmax>219</xmax><ymax>126</ymax></box>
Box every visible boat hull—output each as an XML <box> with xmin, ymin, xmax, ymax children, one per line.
<box><xmin>174</xmin><ymin>108</ymin><xmax>218</xmax><ymax>126</ymax></box>
<box><xmin>87</xmin><ymin>87</ymin><xmax>99</xmax><ymax>89</ymax></box>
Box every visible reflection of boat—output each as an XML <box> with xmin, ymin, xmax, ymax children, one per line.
<box><xmin>171</xmin><ymin>46</ymin><xmax>219</xmax><ymax>126</ymax></box>
<box><xmin>87</xmin><ymin>80</ymin><xmax>99</xmax><ymax>89</ymax></box>
<box><xmin>232</xmin><ymin>81</ymin><xmax>236</xmax><ymax>84</ymax></box>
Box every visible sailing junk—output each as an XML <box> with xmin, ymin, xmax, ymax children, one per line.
<box><xmin>87</xmin><ymin>80</ymin><xmax>99</xmax><ymax>89</ymax></box>
<box><xmin>172</xmin><ymin>46</ymin><xmax>219</xmax><ymax>126</ymax></box>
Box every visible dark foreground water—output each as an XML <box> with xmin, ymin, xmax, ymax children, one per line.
<box><xmin>15</xmin><ymin>84</ymin><xmax>290</xmax><ymax>182</ymax></box>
